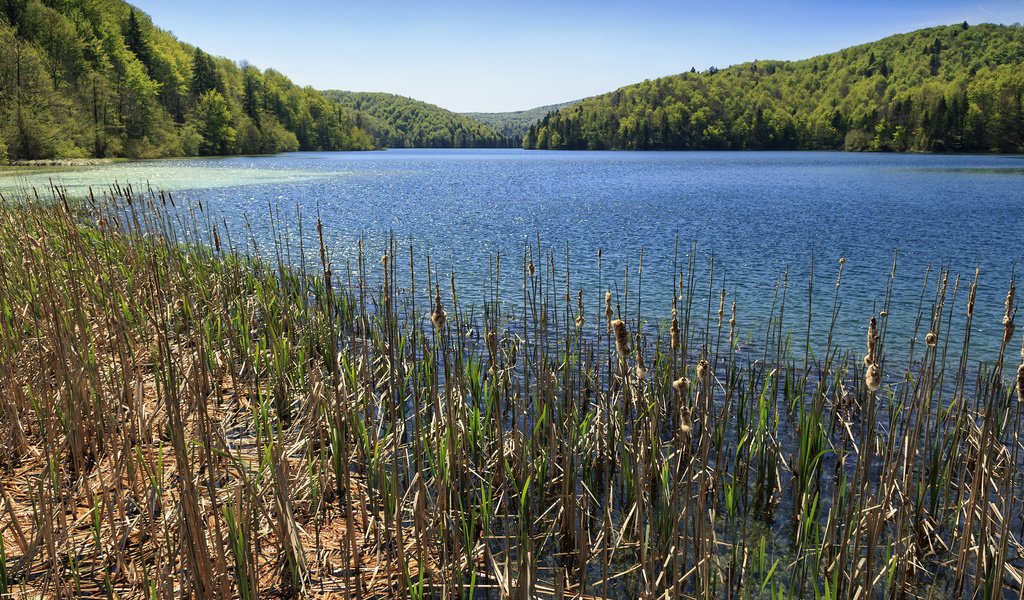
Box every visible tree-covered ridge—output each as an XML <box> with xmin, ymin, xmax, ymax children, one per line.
<box><xmin>462</xmin><ymin>100</ymin><xmax>581</xmax><ymax>146</ymax></box>
<box><xmin>0</xmin><ymin>0</ymin><xmax>373</xmax><ymax>162</ymax></box>
<box><xmin>524</xmin><ymin>23</ymin><xmax>1024</xmax><ymax>152</ymax></box>
<box><xmin>324</xmin><ymin>91</ymin><xmax>508</xmax><ymax>148</ymax></box>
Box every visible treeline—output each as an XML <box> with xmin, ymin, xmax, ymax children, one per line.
<box><xmin>325</xmin><ymin>91</ymin><xmax>509</xmax><ymax>148</ymax></box>
<box><xmin>0</xmin><ymin>0</ymin><xmax>373</xmax><ymax>162</ymax></box>
<box><xmin>462</xmin><ymin>100</ymin><xmax>581</xmax><ymax>146</ymax></box>
<box><xmin>525</xmin><ymin>23</ymin><xmax>1024</xmax><ymax>153</ymax></box>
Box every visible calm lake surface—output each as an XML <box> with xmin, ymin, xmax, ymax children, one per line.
<box><xmin>4</xmin><ymin>149</ymin><xmax>1023</xmax><ymax>364</ymax></box>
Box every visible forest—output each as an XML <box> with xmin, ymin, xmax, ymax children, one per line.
<box><xmin>462</xmin><ymin>100</ymin><xmax>580</xmax><ymax>147</ymax></box>
<box><xmin>324</xmin><ymin>91</ymin><xmax>508</xmax><ymax>149</ymax></box>
<box><xmin>524</xmin><ymin>23</ymin><xmax>1024</xmax><ymax>152</ymax></box>
<box><xmin>0</xmin><ymin>0</ymin><xmax>374</xmax><ymax>162</ymax></box>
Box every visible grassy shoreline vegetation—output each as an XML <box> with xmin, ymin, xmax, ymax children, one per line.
<box><xmin>1</xmin><ymin>186</ymin><xmax>1023</xmax><ymax>598</ymax></box>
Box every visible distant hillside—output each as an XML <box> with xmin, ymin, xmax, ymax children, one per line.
<box><xmin>463</xmin><ymin>100</ymin><xmax>581</xmax><ymax>144</ymax></box>
<box><xmin>0</xmin><ymin>0</ymin><xmax>374</xmax><ymax>162</ymax></box>
<box><xmin>324</xmin><ymin>91</ymin><xmax>508</xmax><ymax>148</ymax></box>
<box><xmin>525</xmin><ymin>23</ymin><xmax>1024</xmax><ymax>152</ymax></box>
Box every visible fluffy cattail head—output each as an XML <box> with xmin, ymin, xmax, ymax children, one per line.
<box><xmin>611</xmin><ymin>319</ymin><xmax>630</xmax><ymax>357</ymax></box>
<box><xmin>1017</xmin><ymin>362</ymin><xmax>1024</xmax><ymax>403</ymax></box>
<box><xmin>696</xmin><ymin>359</ymin><xmax>709</xmax><ymax>381</ymax></box>
<box><xmin>672</xmin><ymin>376</ymin><xmax>689</xmax><ymax>398</ymax></box>
<box><xmin>431</xmin><ymin>287</ymin><xmax>447</xmax><ymax>329</ymax></box>
<box><xmin>866</xmin><ymin>363</ymin><xmax>882</xmax><ymax>392</ymax></box>
<box><xmin>605</xmin><ymin>291</ymin><xmax>613</xmax><ymax>320</ymax></box>
<box><xmin>679</xmin><ymin>406</ymin><xmax>692</xmax><ymax>435</ymax></box>
<box><xmin>925</xmin><ymin>331</ymin><xmax>937</xmax><ymax>347</ymax></box>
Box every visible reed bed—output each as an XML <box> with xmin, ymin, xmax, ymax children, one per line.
<box><xmin>0</xmin><ymin>186</ymin><xmax>1022</xmax><ymax>599</ymax></box>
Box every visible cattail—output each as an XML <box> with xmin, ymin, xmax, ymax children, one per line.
<box><xmin>670</xmin><ymin>308</ymin><xmax>680</xmax><ymax>351</ymax></box>
<box><xmin>487</xmin><ymin>330</ymin><xmax>498</xmax><ymax>370</ymax></box>
<box><xmin>672</xmin><ymin>376</ymin><xmax>689</xmax><ymax>398</ymax></box>
<box><xmin>634</xmin><ymin>334</ymin><xmax>647</xmax><ymax>379</ymax></box>
<box><xmin>575</xmin><ymin>290</ymin><xmax>584</xmax><ymax>329</ymax></box>
<box><xmin>837</xmin><ymin>257</ymin><xmax>845</xmax><ymax>288</ymax></box>
<box><xmin>1017</xmin><ymin>362</ymin><xmax>1024</xmax><ymax>403</ymax></box>
<box><xmin>968</xmin><ymin>268</ymin><xmax>979</xmax><ymax>317</ymax></box>
<box><xmin>605</xmin><ymin>290</ymin><xmax>613</xmax><ymax>332</ymax></box>
<box><xmin>879</xmin><ymin>310</ymin><xmax>888</xmax><ymax>318</ymax></box>
<box><xmin>611</xmin><ymin>319</ymin><xmax>630</xmax><ymax>357</ymax></box>
<box><xmin>866</xmin><ymin>363</ymin><xmax>882</xmax><ymax>392</ymax></box>
<box><xmin>679</xmin><ymin>406</ymin><xmax>692</xmax><ymax>435</ymax></box>
<box><xmin>866</xmin><ymin>316</ymin><xmax>879</xmax><ymax>367</ymax></box>
<box><xmin>696</xmin><ymin>359</ymin><xmax>709</xmax><ymax>381</ymax></box>
<box><xmin>431</xmin><ymin>286</ymin><xmax>447</xmax><ymax>329</ymax></box>
<box><xmin>925</xmin><ymin>331</ymin><xmax>937</xmax><ymax>347</ymax></box>
<box><xmin>729</xmin><ymin>301</ymin><xmax>737</xmax><ymax>343</ymax></box>
<box><xmin>528</xmin><ymin>256</ymin><xmax>535</xmax><ymax>277</ymax></box>
<box><xmin>1003</xmin><ymin>281</ymin><xmax>1016</xmax><ymax>345</ymax></box>
<box><xmin>718</xmin><ymin>288</ymin><xmax>726</xmax><ymax>325</ymax></box>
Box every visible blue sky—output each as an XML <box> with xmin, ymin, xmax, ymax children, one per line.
<box><xmin>130</xmin><ymin>0</ymin><xmax>1024</xmax><ymax>113</ymax></box>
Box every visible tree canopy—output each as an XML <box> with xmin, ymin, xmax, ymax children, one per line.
<box><xmin>324</xmin><ymin>91</ymin><xmax>508</xmax><ymax>149</ymax></box>
<box><xmin>0</xmin><ymin>0</ymin><xmax>373</xmax><ymax>161</ymax></box>
<box><xmin>524</xmin><ymin>23</ymin><xmax>1024</xmax><ymax>153</ymax></box>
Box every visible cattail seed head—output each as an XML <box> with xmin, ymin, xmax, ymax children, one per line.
<box><xmin>696</xmin><ymin>359</ymin><xmax>709</xmax><ymax>381</ymax></box>
<box><xmin>431</xmin><ymin>287</ymin><xmax>447</xmax><ymax>329</ymax></box>
<box><xmin>866</xmin><ymin>363</ymin><xmax>882</xmax><ymax>392</ymax></box>
<box><xmin>575</xmin><ymin>315</ymin><xmax>585</xmax><ymax>329</ymax></box>
<box><xmin>487</xmin><ymin>330</ymin><xmax>498</xmax><ymax>369</ymax></box>
<box><xmin>1017</xmin><ymin>362</ymin><xmax>1024</xmax><ymax>403</ymax></box>
<box><xmin>1015</xmin><ymin>360</ymin><xmax>1024</xmax><ymax>401</ymax></box>
<box><xmin>670</xmin><ymin>308</ymin><xmax>680</xmax><ymax>351</ymax></box>
<box><xmin>680</xmin><ymin>406</ymin><xmax>692</xmax><ymax>435</ymax></box>
<box><xmin>634</xmin><ymin>334</ymin><xmax>647</xmax><ymax>379</ymax></box>
<box><xmin>925</xmin><ymin>331</ymin><xmax>937</xmax><ymax>347</ymax></box>
<box><xmin>672</xmin><ymin>376</ymin><xmax>689</xmax><ymax>397</ymax></box>
<box><xmin>611</xmin><ymin>319</ymin><xmax>630</xmax><ymax>357</ymax></box>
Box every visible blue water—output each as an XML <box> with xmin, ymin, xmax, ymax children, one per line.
<box><xmin>5</xmin><ymin>149</ymin><xmax>1023</xmax><ymax>363</ymax></box>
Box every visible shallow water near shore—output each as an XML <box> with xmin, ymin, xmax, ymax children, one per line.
<box><xmin>4</xmin><ymin>148</ymin><xmax>1023</xmax><ymax>363</ymax></box>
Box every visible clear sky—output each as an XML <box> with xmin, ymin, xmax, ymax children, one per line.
<box><xmin>129</xmin><ymin>0</ymin><xmax>1024</xmax><ymax>113</ymax></box>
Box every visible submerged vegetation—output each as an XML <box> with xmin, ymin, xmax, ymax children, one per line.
<box><xmin>1</xmin><ymin>187</ymin><xmax>1023</xmax><ymax>598</ymax></box>
<box><xmin>524</xmin><ymin>23</ymin><xmax>1024</xmax><ymax>152</ymax></box>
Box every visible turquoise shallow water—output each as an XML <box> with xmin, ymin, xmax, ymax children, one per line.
<box><xmin>4</xmin><ymin>149</ymin><xmax>1023</xmax><ymax>363</ymax></box>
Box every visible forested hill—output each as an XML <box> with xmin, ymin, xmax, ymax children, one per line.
<box><xmin>0</xmin><ymin>0</ymin><xmax>374</xmax><ymax>162</ymax></box>
<box><xmin>462</xmin><ymin>100</ymin><xmax>581</xmax><ymax>145</ymax></box>
<box><xmin>324</xmin><ymin>91</ymin><xmax>508</xmax><ymax>148</ymax></box>
<box><xmin>524</xmin><ymin>23</ymin><xmax>1024</xmax><ymax>152</ymax></box>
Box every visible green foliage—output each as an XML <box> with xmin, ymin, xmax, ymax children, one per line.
<box><xmin>325</xmin><ymin>91</ymin><xmax>508</xmax><ymax>148</ymax></box>
<box><xmin>463</xmin><ymin>99</ymin><xmax>581</xmax><ymax>145</ymax></box>
<box><xmin>524</xmin><ymin>23</ymin><xmax>1024</xmax><ymax>153</ymax></box>
<box><xmin>195</xmin><ymin>89</ymin><xmax>235</xmax><ymax>155</ymax></box>
<box><xmin>0</xmin><ymin>0</ymin><xmax>374</xmax><ymax>160</ymax></box>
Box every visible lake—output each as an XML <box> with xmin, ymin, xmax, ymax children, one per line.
<box><xmin>3</xmin><ymin>149</ymin><xmax>1023</xmax><ymax>364</ymax></box>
